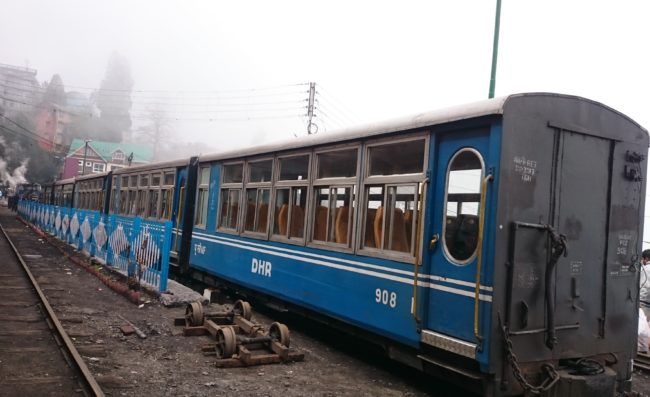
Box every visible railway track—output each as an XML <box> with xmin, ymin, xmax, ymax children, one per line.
<box><xmin>0</xmin><ymin>223</ymin><xmax>104</xmax><ymax>397</ymax></box>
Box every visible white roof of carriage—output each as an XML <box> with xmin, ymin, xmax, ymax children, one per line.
<box><xmin>199</xmin><ymin>94</ymin><xmax>512</xmax><ymax>163</ymax></box>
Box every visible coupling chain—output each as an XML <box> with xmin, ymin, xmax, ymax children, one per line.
<box><xmin>499</xmin><ymin>316</ymin><xmax>560</xmax><ymax>394</ymax></box>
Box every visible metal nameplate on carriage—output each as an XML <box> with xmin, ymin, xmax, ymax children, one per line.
<box><xmin>421</xmin><ymin>330</ymin><xmax>476</xmax><ymax>359</ymax></box>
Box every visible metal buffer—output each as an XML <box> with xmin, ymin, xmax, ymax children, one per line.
<box><xmin>176</xmin><ymin>300</ymin><xmax>304</xmax><ymax>367</ymax></box>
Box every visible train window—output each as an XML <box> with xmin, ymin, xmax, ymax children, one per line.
<box><xmin>312</xmin><ymin>186</ymin><xmax>355</xmax><ymax>245</ymax></box>
<box><xmin>279</xmin><ymin>155</ymin><xmax>309</xmax><ymax>181</ymax></box>
<box><xmin>147</xmin><ymin>189</ymin><xmax>159</xmax><ymax>218</ymax></box>
<box><xmin>195</xmin><ymin>166</ymin><xmax>211</xmax><ymax>228</ymax></box>
<box><xmin>152</xmin><ymin>173</ymin><xmax>161</xmax><ymax>187</ymax></box>
<box><xmin>218</xmin><ymin>189</ymin><xmax>241</xmax><ymax>230</ymax></box>
<box><xmin>164</xmin><ymin>172</ymin><xmax>175</xmax><ymax>186</ymax></box>
<box><xmin>244</xmin><ymin>188</ymin><xmax>271</xmax><ymax>233</ymax></box>
<box><xmin>361</xmin><ymin>184</ymin><xmax>418</xmax><ymax>253</ymax></box>
<box><xmin>140</xmin><ymin>175</ymin><xmax>149</xmax><ymax>187</ymax></box>
<box><xmin>442</xmin><ymin>149</ymin><xmax>484</xmax><ymax>264</ymax></box>
<box><xmin>368</xmin><ymin>139</ymin><xmax>425</xmax><ymax>176</ymax></box>
<box><xmin>248</xmin><ymin>160</ymin><xmax>273</xmax><ymax>183</ymax></box>
<box><xmin>136</xmin><ymin>190</ymin><xmax>148</xmax><ymax>217</ymax></box>
<box><xmin>130</xmin><ymin>175</ymin><xmax>138</xmax><ymax>187</ymax></box>
<box><xmin>317</xmin><ymin>149</ymin><xmax>357</xmax><ymax>179</ymax></box>
<box><xmin>218</xmin><ymin>162</ymin><xmax>244</xmax><ymax>232</ymax></box>
<box><xmin>273</xmin><ymin>187</ymin><xmax>307</xmax><ymax>239</ymax></box>
<box><xmin>311</xmin><ymin>147</ymin><xmax>358</xmax><ymax>247</ymax></box>
<box><xmin>361</xmin><ymin>136</ymin><xmax>427</xmax><ymax>260</ymax></box>
<box><xmin>160</xmin><ymin>188</ymin><xmax>173</xmax><ymax>219</ymax></box>
<box><xmin>223</xmin><ymin>164</ymin><xmax>243</xmax><ymax>184</ymax></box>
<box><xmin>243</xmin><ymin>159</ymin><xmax>273</xmax><ymax>235</ymax></box>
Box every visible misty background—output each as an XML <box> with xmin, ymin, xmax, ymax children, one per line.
<box><xmin>1</xmin><ymin>0</ymin><xmax>649</xmax><ymax>244</ymax></box>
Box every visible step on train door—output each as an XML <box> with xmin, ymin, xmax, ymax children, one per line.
<box><xmin>422</xmin><ymin>129</ymin><xmax>492</xmax><ymax>356</ymax></box>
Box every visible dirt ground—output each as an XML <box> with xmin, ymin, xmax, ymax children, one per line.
<box><xmin>1</xmin><ymin>208</ymin><xmax>462</xmax><ymax>397</ymax></box>
<box><xmin>3</xmin><ymin>206</ymin><xmax>650</xmax><ymax>397</ymax></box>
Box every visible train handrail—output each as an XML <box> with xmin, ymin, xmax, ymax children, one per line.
<box><xmin>473</xmin><ymin>173</ymin><xmax>493</xmax><ymax>346</ymax></box>
<box><xmin>411</xmin><ymin>179</ymin><xmax>427</xmax><ymax>323</ymax></box>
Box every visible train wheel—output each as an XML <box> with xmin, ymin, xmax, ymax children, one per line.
<box><xmin>215</xmin><ymin>326</ymin><xmax>237</xmax><ymax>359</ymax></box>
<box><xmin>233</xmin><ymin>299</ymin><xmax>252</xmax><ymax>320</ymax></box>
<box><xmin>269</xmin><ymin>322</ymin><xmax>290</xmax><ymax>348</ymax></box>
<box><xmin>185</xmin><ymin>301</ymin><xmax>204</xmax><ymax>326</ymax></box>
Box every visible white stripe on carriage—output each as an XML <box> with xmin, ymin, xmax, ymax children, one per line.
<box><xmin>191</xmin><ymin>234</ymin><xmax>493</xmax><ymax>303</ymax></box>
<box><xmin>191</xmin><ymin>231</ymin><xmax>494</xmax><ymax>293</ymax></box>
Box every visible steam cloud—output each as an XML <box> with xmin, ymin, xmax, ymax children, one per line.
<box><xmin>0</xmin><ymin>136</ymin><xmax>30</xmax><ymax>190</ymax></box>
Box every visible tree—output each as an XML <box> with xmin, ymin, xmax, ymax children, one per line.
<box><xmin>42</xmin><ymin>74</ymin><xmax>66</xmax><ymax>106</ymax></box>
<box><xmin>136</xmin><ymin>106</ymin><xmax>173</xmax><ymax>161</ymax></box>
<box><xmin>95</xmin><ymin>52</ymin><xmax>134</xmax><ymax>142</ymax></box>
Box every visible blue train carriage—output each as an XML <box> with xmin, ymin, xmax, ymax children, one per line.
<box><xmin>108</xmin><ymin>157</ymin><xmax>199</xmax><ymax>267</ymax></box>
<box><xmin>183</xmin><ymin>93</ymin><xmax>647</xmax><ymax>396</ymax></box>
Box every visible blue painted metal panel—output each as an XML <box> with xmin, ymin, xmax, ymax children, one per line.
<box><xmin>18</xmin><ymin>200</ymin><xmax>173</xmax><ymax>294</ymax></box>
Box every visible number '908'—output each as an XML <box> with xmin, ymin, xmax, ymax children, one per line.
<box><xmin>375</xmin><ymin>288</ymin><xmax>397</xmax><ymax>308</ymax></box>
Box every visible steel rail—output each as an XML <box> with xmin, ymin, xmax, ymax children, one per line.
<box><xmin>0</xmin><ymin>223</ymin><xmax>105</xmax><ymax>397</ymax></box>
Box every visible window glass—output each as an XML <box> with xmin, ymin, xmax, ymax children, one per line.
<box><xmin>279</xmin><ymin>155</ymin><xmax>309</xmax><ymax>181</ymax></box>
<box><xmin>249</xmin><ymin>160</ymin><xmax>273</xmax><ymax>183</ymax></box>
<box><xmin>130</xmin><ymin>175</ymin><xmax>138</xmax><ymax>187</ymax></box>
<box><xmin>164</xmin><ymin>172</ymin><xmax>175</xmax><ymax>185</ymax></box>
<box><xmin>244</xmin><ymin>188</ymin><xmax>271</xmax><ymax>233</ymax></box>
<box><xmin>148</xmin><ymin>189</ymin><xmax>159</xmax><ymax>218</ymax></box>
<box><xmin>223</xmin><ymin>164</ymin><xmax>243</xmax><ymax>183</ymax></box>
<box><xmin>200</xmin><ymin>168</ymin><xmax>210</xmax><ymax>184</ymax></box>
<box><xmin>312</xmin><ymin>186</ymin><xmax>354</xmax><ymax>245</ymax></box>
<box><xmin>273</xmin><ymin>186</ymin><xmax>307</xmax><ymax>238</ymax></box>
<box><xmin>218</xmin><ymin>189</ymin><xmax>241</xmax><ymax>229</ymax></box>
<box><xmin>195</xmin><ymin>189</ymin><xmax>209</xmax><ymax>226</ymax></box>
<box><xmin>195</xmin><ymin>166</ymin><xmax>211</xmax><ymax>227</ymax></box>
<box><xmin>317</xmin><ymin>149</ymin><xmax>357</xmax><ymax>179</ymax></box>
<box><xmin>151</xmin><ymin>173</ymin><xmax>161</xmax><ymax>186</ymax></box>
<box><xmin>443</xmin><ymin>149</ymin><xmax>483</xmax><ymax>263</ymax></box>
<box><xmin>362</xmin><ymin>184</ymin><xmax>419</xmax><ymax>254</ymax></box>
<box><xmin>160</xmin><ymin>189</ymin><xmax>173</xmax><ymax>219</ymax></box>
<box><xmin>140</xmin><ymin>175</ymin><xmax>149</xmax><ymax>187</ymax></box>
<box><xmin>368</xmin><ymin>139</ymin><xmax>425</xmax><ymax>176</ymax></box>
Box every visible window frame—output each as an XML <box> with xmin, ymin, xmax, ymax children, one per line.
<box><xmin>308</xmin><ymin>144</ymin><xmax>360</xmax><ymax>251</ymax></box>
<box><xmin>270</xmin><ymin>152</ymin><xmax>312</xmax><ymax>244</ymax></box>
<box><xmin>216</xmin><ymin>161</ymin><xmax>244</xmax><ymax>233</ymax></box>
<box><xmin>441</xmin><ymin>147</ymin><xmax>485</xmax><ymax>266</ymax></box>
<box><xmin>358</xmin><ymin>133</ymin><xmax>429</xmax><ymax>263</ymax></box>
<box><xmin>194</xmin><ymin>165</ymin><xmax>212</xmax><ymax>229</ymax></box>
<box><xmin>241</xmin><ymin>157</ymin><xmax>274</xmax><ymax>239</ymax></box>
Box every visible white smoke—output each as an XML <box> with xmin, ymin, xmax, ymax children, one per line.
<box><xmin>0</xmin><ymin>136</ymin><xmax>29</xmax><ymax>190</ymax></box>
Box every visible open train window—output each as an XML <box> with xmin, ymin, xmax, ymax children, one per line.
<box><xmin>217</xmin><ymin>163</ymin><xmax>243</xmax><ymax>231</ymax></box>
<box><xmin>442</xmin><ymin>148</ymin><xmax>484</xmax><ymax>264</ymax></box>
<box><xmin>361</xmin><ymin>136</ymin><xmax>426</xmax><ymax>260</ymax></box>
<box><xmin>311</xmin><ymin>147</ymin><xmax>358</xmax><ymax>247</ymax></box>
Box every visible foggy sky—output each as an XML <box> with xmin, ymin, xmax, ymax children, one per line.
<box><xmin>3</xmin><ymin>0</ymin><xmax>650</xmax><ymax>244</ymax></box>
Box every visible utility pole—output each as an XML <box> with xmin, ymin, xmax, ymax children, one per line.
<box><xmin>81</xmin><ymin>139</ymin><xmax>92</xmax><ymax>175</ymax></box>
<box><xmin>306</xmin><ymin>82</ymin><xmax>317</xmax><ymax>134</ymax></box>
<box><xmin>488</xmin><ymin>0</ymin><xmax>502</xmax><ymax>99</ymax></box>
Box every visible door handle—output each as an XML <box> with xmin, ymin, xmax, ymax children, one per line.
<box><xmin>429</xmin><ymin>234</ymin><xmax>439</xmax><ymax>250</ymax></box>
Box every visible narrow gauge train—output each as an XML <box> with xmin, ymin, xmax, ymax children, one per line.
<box><xmin>42</xmin><ymin>93</ymin><xmax>648</xmax><ymax>396</ymax></box>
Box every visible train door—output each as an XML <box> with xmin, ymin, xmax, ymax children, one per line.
<box><xmin>422</xmin><ymin>129</ymin><xmax>492</xmax><ymax>352</ymax></box>
<box><xmin>173</xmin><ymin>171</ymin><xmax>187</xmax><ymax>254</ymax></box>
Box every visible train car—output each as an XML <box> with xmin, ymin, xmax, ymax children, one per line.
<box><xmin>74</xmin><ymin>172</ymin><xmax>112</xmax><ymax>213</ymax></box>
<box><xmin>52</xmin><ymin>178</ymin><xmax>76</xmax><ymax>207</ymax></box>
<box><xmin>178</xmin><ymin>93</ymin><xmax>647</xmax><ymax>396</ymax></box>
<box><xmin>108</xmin><ymin>157</ymin><xmax>199</xmax><ymax>268</ymax></box>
